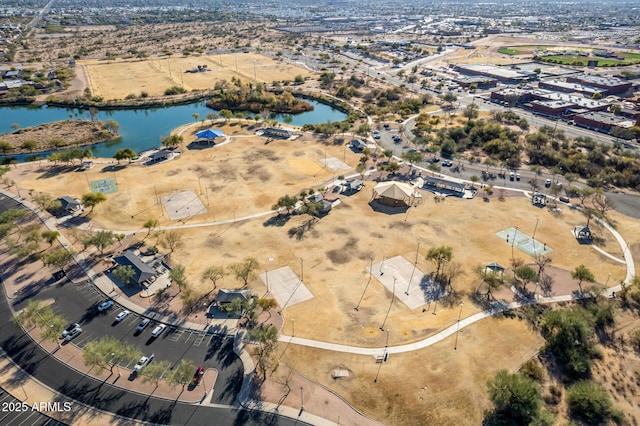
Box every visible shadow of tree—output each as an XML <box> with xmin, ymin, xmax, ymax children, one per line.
<box><xmin>263</xmin><ymin>214</ymin><xmax>291</xmax><ymax>228</ymax></box>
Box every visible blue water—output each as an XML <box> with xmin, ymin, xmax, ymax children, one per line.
<box><xmin>0</xmin><ymin>100</ymin><xmax>347</xmax><ymax>160</ymax></box>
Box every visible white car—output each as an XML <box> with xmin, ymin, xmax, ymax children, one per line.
<box><xmin>61</xmin><ymin>323</ymin><xmax>81</xmax><ymax>338</ymax></box>
<box><xmin>133</xmin><ymin>354</ymin><xmax>154</xmax><ymax>372</ymax></box>
<box><xmin>64</xmin><ymin>327</ymin><xmax>82</xmax><ymax>341</ymax></box>
<box><xmin>150</xmin><ymin>324</ymin><xmax>167</xmax><ymax>338</ymax></box>
<box><xmin>97</xmin><ymin>300</ymin><xmax>114</xmax><ymax>312</ymax></box>
<box><xmin>114</xmin><ymin>310</ymin><xmax>130</xmax><ymax>322</ymax></box>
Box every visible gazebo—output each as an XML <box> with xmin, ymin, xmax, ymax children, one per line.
<box><xmin>372</xmin><ymin>181</ymin><xmax>422</xmax><ymax>207</ymax></box>
<box><xmin>195</xmin><ymin>129</ymin><xmax>225</xmax><ymax>144</ymax></box>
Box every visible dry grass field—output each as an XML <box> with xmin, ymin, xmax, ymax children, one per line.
<box><xmin>8</xmin><ymin>123</ymin><xmax>635</xmax><ymax>425</ymax></box>
<box><xmin>82</xmin><ymin>53</ymin><xmax>312</xmax><ymax>99</ymax></box>
<box><xmin>14</xmin><ymin>124</ymin><xmax>628</xmax><ymax>346</ymax></box>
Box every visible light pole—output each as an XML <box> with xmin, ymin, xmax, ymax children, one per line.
<box><xmin>300</xmin><ymin>386</ymin><xmax>304</xmax><ymax>411</ymax></box>
<box><xmin>265</xmin><ymin>269</ymin><xmax>269</xmax><ymax>294</ymax></box>
<box><xmin>374</xmin><ymin>329</ymin><xmax>390</xmax><ymax>383</ymax></box>
<box><xmin>300</xmin><ymin>257</ymin><xmax>304</xmax><ymax>283</ymax></box>
<box><xmin>406</xmin><ymin>241</ymin><xmax>421</xmax><ymax>295</ymax></box>
<box><xmin>380</xmin><ymin>277</ymin><xmax>396</xmax><ymax>331</ymax></box>
<box><xmin>454</xmin><ymin>302</ymin><xmax>464</xmax><ymax>350</ymax></box>
<box><xmin>369</xmin><ymin>256</ymin><xmax>373</xmax><ymax>281</ymax></box>
<box><xmin>379</xmin><ymin>256</ymin><xmax>387</xmax><ymax>276</ymax></box>
<box><xmin>532</xmin><ymin>217</ymin><xmax>540</xmax><ymax>241</ymax></box>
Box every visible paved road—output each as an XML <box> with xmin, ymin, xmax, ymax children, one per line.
<box><xmin>0</xmin><ymin>287</ymin><xmax>304</xmax><ymax>425</ymax></box>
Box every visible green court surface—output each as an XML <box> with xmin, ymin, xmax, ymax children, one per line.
<box><xmin>90</xmin><ymin>177</ymin><xmax>118</xmax><ymax>194</ymax></box>
<box><xmin>495</xmin><ymin>227</ymin><xmax>553</xmax><ymax>257</ymax></box>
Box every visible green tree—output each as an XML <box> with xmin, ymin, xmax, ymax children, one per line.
<box><xmin>113</xmin><ymin>148</ymin><xmax>136</xmax><ymax>163</ymax></box>
<box><xmin>15</xmin><ymin>300</ymin><xmax>44</xmax><ymax>329</ymax></box>
<box><xmin>515</xmin><ymin>265</ymin><xmax>539</xmax><ymax>290</ymax></box>
<box><xmin>0</xmin><ymin>141</ymin><xmax>13</xmax><ymax>155</ymax></box>
<box><xmin>401</xmin><ymin>151</ymin><xmax>423</xmax><ymax>171</ymax></box>
<box><xmin>572</xmin><ymin>264</ymin><xmax>595</xmax><ymax>292</ymax></box>
<box><xmin>485</xmin><ymin>370</ymin><xmax>542</xmax><ymax>426</ymax></box>
<box><xmin>143</xmin><ymin>218</ymin><xmax>159</xmax><ymax>239</ymax></box>
<box><xmin>247</xmin><ymin>325</ymin><xmax>279</xmax><ymax>379</ymax></box>
<box><xmin>167</xmin><ymin>359</ymin><xmax>196</xmax><ymax>391</ymax></box>
<box><xmin>113</xmin><ymin>265</ymin><xmax>135</xmax><ymax>286</ymax></box>
<box><xmin>41</xmin><ymin>230</ymin><xmax>60</xmax><ymax>247</ymax></box>
<box><xmin>219</xmin><ymin>109</ymin><xmax>233</xmax><ymax>122</ymax></box>
<box><xmin>104</xmin><ymin>119</ymin><xmax>120</xmax><ymax>134</ymax></box>
<box><xmin>89</xmin><ymin>230</ymin><xmax>115</xmax><ymax>255</ymax></box>
<box><xmin>160</xmin><ymin>134</ymin><xmax>183</xmax><ymax>148</ymax></box>
<box><xmin>426</xmin><ymin>246</ymin><xmax>453</xmax><ymax>280</ymax></box>
<box><xmin>140</xmin><ymin>360</ymin><xmax>171</xmax><ymax>396</ymax></box>
<box><xmin>229</xmin><ymin>257</ymin><xmax>259</xmax><ymax>287</ymax></box>
<box><xmin>40</xmin><ymin>313</ymin><xmax>67</xmax><ymax>346</ymax></box>
<box><xmin>463</xmin><ymin>102</ymin><xmax>479</xmax><ymax>121</ymax></box>
<box><xmin>272</xmin><ymin>194</ymin><xmax>298</xmax><ymax>214</ymax></box>
<box><xmin>169</xmin><ymin>264</ymin><xmax>188</xmax><ymax>293</ymax></box>
<box><xmin>541</xmin><ymin>307</ymin><xmax>596</xmax><ymax>378</ymax></box>
<box><xmin>566</xmin><ymin>381</ymin><xmax>619</xmax><ymax>426</ymax></box>
<box><xmin>40</xmin><ymin>248</ymin><xmax>75</xmax><ymax>271</ymax></box>
<box><xmin>83</xmin><ymin>336</ymin><xmax>141</xmax><ymax>374</ymax></box>
<box><xmin>202</xmin><ymin>265</ymin><xmax>225</xmax><ymax>291</ymax></box>
<box><xmin>32</xmin><ymin>193</ymin><xmax>54</xmax><ymax>211</ymax></box>
<box><xmin>20</xmin><ymin>140</ymin><xmax>38</xmax><ymax>152</ymax></box>
<box><xmin>81</xmin><ymin>192</ymin><xmax>107</xmax><ymax>214</ymax></box>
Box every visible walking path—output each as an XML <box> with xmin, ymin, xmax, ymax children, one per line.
<box><xmin>0</xmin><ymin>150</ymin><xmax>636</xmax><ymax>425</ymax></box>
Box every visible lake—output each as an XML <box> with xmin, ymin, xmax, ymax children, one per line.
<box><xmin>0</xmin><ymin>100</ymin><xmax>347</xmax><ymax>160</ymax></box>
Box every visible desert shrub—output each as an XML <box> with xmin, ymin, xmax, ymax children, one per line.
<box><xmin>566</xmin><ymin>380</ymin><xmax>621</xmax><ymax>426</ymax></box>
<box><xmin>521</xmin><ymin>358</ymin><xmax>545</xmax><ymax>382</ymax></box>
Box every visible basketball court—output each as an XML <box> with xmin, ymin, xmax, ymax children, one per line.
<box><xmin>90</xmin><ymin>177</ymin><xmax>118</xmax><ymax>194</ymax></box>
<box><xmin>321</xmin><ymin>157</ymin><xmax>351</xmax><ymax>172</ymax></box>
<box><xmin>495</xmin><ymin>227</ymin><xmax>553</xmax><ymax>257</ymax></box>
<box><xmin>259</xmin><ymin>266</ymin><xmax>314</xmax><ymax>309</ymax></box>
<box><xmin>370</xmin><ymin>256</ymin><xmax>443</xmax><ymax>310</ymax></box>
<box><xmin>160</xmin><ymin>190</ymin><xmax>207</xmax><ymax>221</ymax></box>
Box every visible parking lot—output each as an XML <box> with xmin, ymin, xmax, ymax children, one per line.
<box><xmin>15</xmin><ymin>279</ymin><xmax>239</xmax><ymax>396</ymax></box>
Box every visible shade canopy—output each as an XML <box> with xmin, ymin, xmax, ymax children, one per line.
<box><xmin>196</xmin><ymin>129</ymin><xmax>225</xmax><ymax>139</ymax></box>
<box><xmin>373</xmin><ymin>181</ymin><xmax>417</xmax><ymax>200</ymax></box>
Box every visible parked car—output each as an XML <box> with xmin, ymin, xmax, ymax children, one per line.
<box><xmin>133</xmin><ymin>354</ymin><xmax>155</xmax><ymax>372</ymax></box>
<box><xmin>115</xmin><ymin>310</ymin><xmax>130</xmax><ymax>322</ymax></box>
<box><xmin>373</xmin><ymin>134</ymin><xmax>381</xmax><ymax>139</ymax></box>
<box><xmin>61</xmin><ymin>323</ymin><xmax>81</xmax><ymax>338</ymax></box>
<box><xmin>150</xmin><ymin>324</ymin><xmax>167</xmax><ymax>338</ymax></box>
<box><xmin>516</xmin><ymin>173</ymin><xmax>521</xmax><ymax>181</ymax></box>
<box><xmin>64</xmin><ymin>327</ymin><xmax>82</xmax><ymax>341</ymax></box>
<box><xmin>192</xmin><ymin>366</ymin><xmax>205</xmax><ymax>385</ymax></box>
<box><xmin>432</xmin><ymin>157</ymin><xmax>440</xmax><ymax>163</ymax></box>
<box><xmin>545</xmin><ymin>179</ymin><xmax>552</xmax><ymax>188</ymax></box>
<box><xmin>441</xmin><ymin>160</ymin><xmax>453</xmax><ymax>167</ymax></box>
<box><xmin>97</xmin><ymin>300</ymin><xmax>114</xmax><ymax>312</ymax></box>
<box><xmin>136</xmin><ymin>318</ymin><xmax>151</xmax><ymax>332</ymax></box>
<box><xmin>509</xmin><ymin>172</ymin><xmax>515</xmax><ymax>181</ymax></box>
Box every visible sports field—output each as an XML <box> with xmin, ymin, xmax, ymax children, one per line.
<box><xmin>83</xmin><ymin>53</ymin><xmax>313</xmax><ymax>99</ymax></box>
<box><xmin>90</xmin><ymin>177</ymin><xmax>118</xmax><ymax>194</ymax></box>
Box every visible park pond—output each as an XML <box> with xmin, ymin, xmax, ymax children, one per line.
<box><xmin>0</xmin><ymin>99</ymin><xmax>347</xmax><ymax>161</ymax></box>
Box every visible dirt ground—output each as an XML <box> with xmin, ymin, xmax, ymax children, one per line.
<box><xmin>82</xmin><ymin>53</ymin><xmax>312</xmax><ymax>99</ymax></box>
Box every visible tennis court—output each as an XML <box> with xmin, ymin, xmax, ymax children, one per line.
<box><xmin>90</xmin><ymin>177</ymin><xmax>118</xmax><ymax>194</ymax></box>
<box><xmin>495</xmin><ymin>227</ymin><xmax>553</xmax><ymax>257</ymax></box>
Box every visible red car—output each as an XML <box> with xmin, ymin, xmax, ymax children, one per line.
<box><xmin>193</xmin><ymin>366</ymin><xmax>205</xmax><ymax>385</ymax></box>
